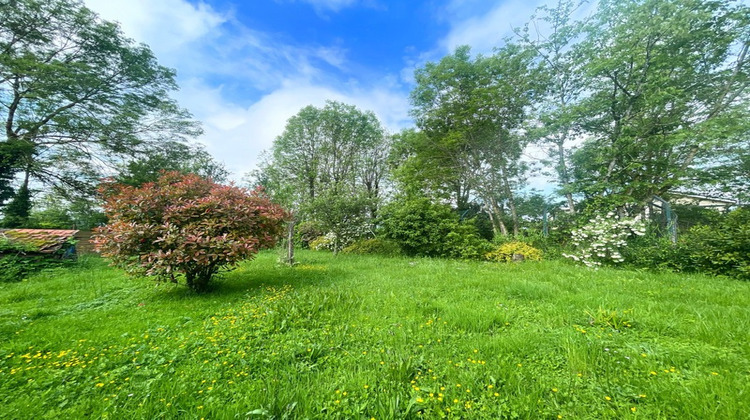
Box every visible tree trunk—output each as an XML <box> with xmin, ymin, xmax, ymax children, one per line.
<box><xmin>556</xmin><ymin>140</ymin><xmax>576</xmax><ymax>213</ymax></box>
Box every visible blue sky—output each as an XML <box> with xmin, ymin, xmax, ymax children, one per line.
<box><xmin>82</xmin><ymin>0</ymin><xmax>558</xmax><ymax>180</ymax></box>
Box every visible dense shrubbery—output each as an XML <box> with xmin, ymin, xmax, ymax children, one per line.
<box><xmin>0</xmin><ymin>237</ymin><xmax>75</xmax><ymax>282</ymax></box>
<box><xmin>442</xmin><ymin>224</ymin><xmax>493</xmax><ymax>260</ymax></box>
<box><xmin>378</xmin><ymin>196</ymin><xmax>489</xmax><ymax>258</ymax></box>
<box><xmin>485</xmin><ymin>241</ymin><xmax>542</xmax><ymax>262</ymax></box>
<box><xmin>302</xmin><ymin>189</ymin><xmax>375</xmax><ymax>253</ymax></box>
<box><xmin>341</xmin><ymin>238</ymin><xmax>402</xmax><ymax>256</ymax></box>
<box><xmin>679</xmin><ymin>207</ymin><xmax>750</xmax><ymax>280</ymax></box>
<box><xmin>294</xmin><ymin>220</ymin><xmax>324</xmax><ymax>249</ymax></box>
<box><xmin>93</xmin><ymin>172</ymin><xmax>287</xmax><ymax>291</ymax></box>
<box><xmin>620</xmin><ymin>207</ymin><xmax>749</xmax><ymax>280</ymax></box>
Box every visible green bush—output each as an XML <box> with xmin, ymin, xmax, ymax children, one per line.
<box><xmin>621</xmin><ymin>232</ymin><xmax>685</xmax><ymax>271</ymax></box>
<box><xmin>443</xmin><ymin>224</ymin><xmax>493</xmax><ymax>260</ymax></box>
<box><xmin>378</xmin><ymin>196</ymin><xmax>488</xmax><ymax>259</ymax></box>
<box><xmin>485</xmin><ymin>241</ymin><xmax>542</xmax><ymax>262</ymax></box>
<box><xmin>295</xmin><ymin>220</ymin><xmax>324</xmax><ymax>249</ymax></box>
<box><xmin>341</xmin><ymin>238</ymin><xmax>402</xmax><ymax>256</ymax></box>
<box><xmin>680</xmin><ymin>207</ymin><xmax>750</xmax><ymax>280</ymax></box>
<box><xmin>0</xmin><ymin>249</ymin><xmax>75</xmax><ymax>282</ymax></box>
<box><xmin>623</xmin><ymin>208</ymin><xmax>750</xmax><ymax>280</ymax></box>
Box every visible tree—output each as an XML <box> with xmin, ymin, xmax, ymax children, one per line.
<box><xmin>116</xmin><ymin>141</ymin><xmax>228</xmax><ymax>187</ymax></box>
<box><xmin>571</xmin><ymin>0</ymin><xmax>750</xmax><ymax>210</ymax></box>
<box><xmin>517</xmin><ymin>0</ymin><xmax>586</xmax><ymax>213</ymax></box>
<box><xmin>1</xmin><ymin>0</ymin><xmax>200</xmax><ymax>202</ymax></box>
<box><xmin>93</xmin><ymin>172</ymin><xmax>287</xmax><ymax>292</ymax></box>
<box><xmin>407</xmin><ymin>45</ymin><xmax>539</xmax><ymax>235</ymax></box>
<box><xmin>1</xmin><ymin>180</ymin><xmax>30</xmax><ymax>227</ymax></box>
<box><xmin>254</xmin><ymin>101</ymin><xmax>388</xmax><ymax>236</ymax></box>
<box><xmin>26</xmin><ymin>192</ymin><xmax>106</xmax><ymax>229</ymax></box>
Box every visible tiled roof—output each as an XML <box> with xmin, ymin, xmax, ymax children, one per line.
<box><xmin>1</xmin><ymin>229</ymin><xmax>79</xmax><ymax>253</ymax></box>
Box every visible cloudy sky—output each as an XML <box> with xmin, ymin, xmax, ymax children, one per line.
<box><xmin>83</xmin><ymin>0</ymin><xmax>560</xmax><ymax>181</ymax></box>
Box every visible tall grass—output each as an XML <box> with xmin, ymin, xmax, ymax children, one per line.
<box><xmin>1</xmin><ymin>251</ymin><xmax>748</xmax><ymax>419</ymax></box>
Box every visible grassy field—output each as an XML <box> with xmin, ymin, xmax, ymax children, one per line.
<box><xmin>1</xmin><ymin>251</ymin><xmax>748</xmax><ymax>419</ymax></box>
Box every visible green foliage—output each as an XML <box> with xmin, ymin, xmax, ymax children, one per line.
<box><xmin>443</xmin><ymin>224</ymin><xmax>493</xmax><ymax>260</ymax></box>
<box><xmin>679</xmin><ymin>208</ymin><xmax>750</xmax><ymax>280</ymax></box>
<box><xmin>571</xmin><ymin>0</ymin><xmax>750</xmax><ymax>204</ymax></box>
<box><xmin>303</xmin><ymin>189</ymin><xmax>375</xmax><ymax>253</ymax></box>
<box><xmin>584</xmin><ymin>307</ymin><xmax>634</xmax><ymax>331</ymax></box>
<box><xmin>406</xmin><ymin>44</ymin><xmax>538</xmax><ymax>232</ymax></box>
<box><xmin>116</xmin><ymin>141</ymin><xmax>228</xmax><ymax>187</ymax></box>
<box><xmin>294</xmin><ymin>220</ymin><xmax>324</xmax><ymax>249</ymax></box>
<box><xmin>1</xmin><ymin>0</ymin><xmax>201</xmax><ymax>199</ymax></box>
<box><xmin>25</xmin><ymin>193</ymin><xmax>106</xmax><ymax>230</ymax></box>
<box><xmin>1</xmin><ymin>183</ymin><xmax>31</xmax><ymax>228</ymax></box>
<box><xmin>379</xmin><ymin>195</ymin><xmax>492</xmax><ymax>260</ymax></box>
<box><xmin>254</xmin><ymin>101</ymin><xmax>387</xmax><ymax>213</ymax></box>
<box><xmin>0</xmin><ymin>236</ymin><xmax>75</xmax><ymax>282</ymax></box>
<box><xmin>485</xmin><ymin>241</ymin><xmax>543</xmax><ymax>262</ymax></box>
<box><xmin>93</xmin><ymin>172</ymin><xmax>287</xmax><ymax>291</ymax></box>
<box><xmin>0</xmin><ymin>254</ymin><xmax>74</xmax><ymax>283</ymax></box>
<box><xmin>341</xmin><ymin>238</ymin><xmax>402</xmax><ymax>257</ymax></box>
<box><xmin>379</xmin><ymin>196</ymin><xmax>452</xmax><ymax>257</ymax></box>
<box><xmin>620</xmin><ymin>234</ymin><xmax>685</xmax><ymax>272</ymax></box>
<box><xmin>671</xmin><ymin>204</ymin><xmax>722</xmax><ymax>233</ymax></box>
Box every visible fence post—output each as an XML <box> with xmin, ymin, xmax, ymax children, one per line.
<box><xmin>286</xmin><ymin>219</ymin><xmax>295</xmax><ymax>266</ymax></box>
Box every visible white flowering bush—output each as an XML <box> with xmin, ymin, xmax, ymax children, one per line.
<box><xmin>563</xmin><ymin>212</ymin><xmax>646</xmax><ymax>268</ymax></box>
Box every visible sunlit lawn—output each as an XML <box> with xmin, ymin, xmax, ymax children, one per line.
<box><xmin>1</xmin><ymin>250</ymin><xmax>748</xmax><ymax>419</ymax></box>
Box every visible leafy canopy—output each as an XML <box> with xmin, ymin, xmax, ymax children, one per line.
<box><xmin>0</xmin><ymin>0</ymin><xmax>201</xmax><ymax>198</ymax></box>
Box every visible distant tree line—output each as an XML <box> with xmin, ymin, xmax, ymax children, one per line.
<box><xmin>253</xmin><ymin>0</ymin><xmax>749</xmax><ymax>252</ymax></box>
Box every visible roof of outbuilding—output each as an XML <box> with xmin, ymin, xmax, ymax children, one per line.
<box><xmin>1</xmin><ymin>229</ymin><xmax>79</xmax><ymax>253</ymax></box>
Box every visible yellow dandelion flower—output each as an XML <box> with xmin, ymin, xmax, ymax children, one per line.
<box><xmin>605</xmin><ymin>396</ymin><xmax>611</xmax><ymax>401</ymax></box>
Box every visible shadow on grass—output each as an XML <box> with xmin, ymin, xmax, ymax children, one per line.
<box><xmin>145</xmin><ymin>258</ymin><xmax>347</xmax><ymax>303</ymax></box>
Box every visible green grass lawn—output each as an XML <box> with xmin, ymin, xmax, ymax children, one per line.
<box><xmin>1</xmin><ymin>251</ymin><xmax>748</xmax><ymax>419</ymax></box>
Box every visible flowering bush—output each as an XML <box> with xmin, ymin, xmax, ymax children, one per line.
<box><xmin>309</xmin><ymin>233</ymin><xmax>337</xmax><ymax>252</ymax></box>
<box><xmin>93</xmin><ymin>172</ymin><xmax>287</xmax><ymax>291</ymax></box>
<box><xmin>485</xmin><ymin>241</ymin><xmax>542</xmax><ymax>262</ymax></box>
<box><xmin>563</xmin><ymin>212</ymin><xmax>646</xmax><ymax>267</ymax></box>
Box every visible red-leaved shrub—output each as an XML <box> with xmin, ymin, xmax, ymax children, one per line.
<box><xmin>93</xmin><ymin>172</ymin><xmax>287</xmax><ymax>291</ymax></box>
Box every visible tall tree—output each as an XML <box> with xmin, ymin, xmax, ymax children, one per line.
<box><xmin>253</xmin><ymin>101</ymin><xmax>388</xmax><ymax>247</ymax></box>
<box><xmin>257</xmin><ymin>101</ymin><xmax>387</xmax><ymax>212</ymax></box>
<box><xmin>571</xmin><ymin>0</ymin><xmax>750</xmax><ymax>209</ymax></box>
<box><xmin>407</xmin><ymin>45</ymin><xmax>538</xmax><ymax>235</ymax></box>
<box><xmin>517</xmin><ymin>0</ymin><xmax>586</xmax><ymax>213</ymax></box>
<box><xmin>0</xmin><ymin>0</ymin><xmax>200</xmax><ymax>201</ymax></box>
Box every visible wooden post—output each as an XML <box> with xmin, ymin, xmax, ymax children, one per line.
<box><xmin>286</xmin><ymin>219</ymin><xmax>295</xmax><ymax>266</ymax></box>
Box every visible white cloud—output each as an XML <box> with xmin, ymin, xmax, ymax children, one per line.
<box><xmin>176</xmin><ymin>78</ymin><xmax>411</xmax><ymax>180</ymax></box>
<box><xmin>441</xmin><ymin>0</ymin><xmax>545</xmax><ymax>54</ymax></box>
<box><xmin>298</xmin><ymin>0</ymin><xmax>358</xmax><ymax>12</ymax></box>
<box><xmin>84</xmin><ymin>0</ymin><xmax>226</xmax><ymax>54</ymax></box>
<box><xmin>83</xmin><ymin>0</ymin><xmax>411</xmax><ymax>182</ymax></box>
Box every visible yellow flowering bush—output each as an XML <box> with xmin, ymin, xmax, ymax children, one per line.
<box><xmin>484</xmin><ymin>241</ymin><xmax>542</xmax><ymax>262</ymax></box>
